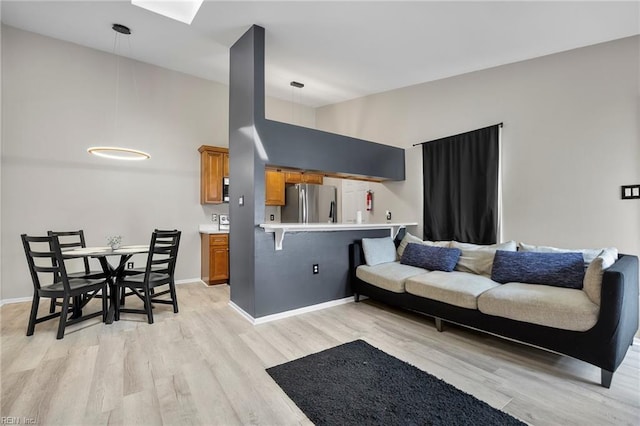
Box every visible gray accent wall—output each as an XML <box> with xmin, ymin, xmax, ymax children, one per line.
<box><xmin>229</xmin><ymin>25</ymin><xmax>406</xmax><ymax>318</ymax></box>
<box><xmin>260</xmin><ymin>119</ymin><xmax>405</xmax><ymax>179</ymax></box>
<box><xmin>253</xmin><ymin>228</ymin><xmax>388</xmax><ymax>317</ymax></box>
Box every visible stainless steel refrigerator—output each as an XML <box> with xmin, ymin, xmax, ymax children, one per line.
<box><xmin>281</xmin><ymin>184</ymin><xmax>337</xmax><ymax>223</ymax></box>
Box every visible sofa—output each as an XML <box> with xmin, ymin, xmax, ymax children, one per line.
<box><xmin>348</xmin><ymin>233</ymin><xmax>639</xmax><ymax>388</ymax></box>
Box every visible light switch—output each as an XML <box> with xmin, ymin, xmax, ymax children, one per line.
<box><xmin>621</xmin><ymin>184</ymin><xmax>640</xmax><ymax>199</ymax></box>
<box><xmin>238</xmin><ymin>196</ymin><xmax>244</xmax><ymax>206</ymax></box>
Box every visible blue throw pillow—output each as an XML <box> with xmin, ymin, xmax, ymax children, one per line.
<box><xmin>400</xmin><ymin>243</ymin><xmax>461</xmax><ymax>272</ymax></box>
<box><xmin>491</xmin><ymin>250</ymin><xmax>585</xmax><ymax>289</ymax></box>
<box><xmin>361</xmin><ymin>237</ymin><xmax>397</xmax><ymax>266</ymax></box>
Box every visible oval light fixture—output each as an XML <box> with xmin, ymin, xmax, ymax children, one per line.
<box><xmin>87</xmin><ymin>146</ymin><xmax>150</xmax><ymax>161</ymax></box>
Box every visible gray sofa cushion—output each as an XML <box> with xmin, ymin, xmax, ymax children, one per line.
<box><xmin>362</xmin><ymin>237</ymin><xmax>397</xmax><ymax>266</ymax></box>
<box><xmin>356</xmin><ymin>262</ymin><xmax>427</xmax><ymax>293</ymax></box>
<box><xmin>477</xmin><ymin>282</ymin><xmax>599</xmax><ymax>332</ymax></box>
<box><xmin>451</xmin><ymin>240</ymin><xmax>517</xmax><ymax>276</ymax></box>
<box><xmin>519</xmin><ymin>242</ymin><xmax>618</xmax><ymax>266</ymax></box>
<box><xmin>396</xmin><ymin>232</ymin><xmax>451</xmax><ymax>259</ymax></box>
<box><xmin>405</xmin><ymin>271</ymin><xmax>500</xmax><ymax>309</ymax></box>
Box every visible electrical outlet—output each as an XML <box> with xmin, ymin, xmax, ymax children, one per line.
<box><xmin>270</xmin><ymin>214</ymin><xmax>275</xmax><ymax>221</ymax></box>
<box><xmin>385</xmin><ymin>210</ymin><xmax>392</xmax><ymax>221</ymax></box>
<box><xmin>212</xmin><ymin>213</ymin><xmax>218</xmax><ymax>222</ymax></box>
<box><xmin>127</xmin><ymin>262</ymin><xmax>134</xmax><ymax>269</ymax></box>
<box><xmin>312</xmin><ymin>264</ymin><xmax>319</xmax><ymax>274</ymax></box>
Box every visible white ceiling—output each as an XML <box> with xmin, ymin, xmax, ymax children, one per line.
<box><xmin>2</xmin><ymin>1</ymin><xmax>639</xmax><ymax>107</ymax></box>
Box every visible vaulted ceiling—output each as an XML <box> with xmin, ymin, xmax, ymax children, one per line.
<box><xmin>2</xmin><ymin>1</ymin><xmax>638</xmax><ymax>107</ymax></box>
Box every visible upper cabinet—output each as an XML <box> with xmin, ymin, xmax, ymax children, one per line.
<box><xmin>265</xmin><ymin>169</ymin><xmax>325</xmax><ymax>206</ymax></box>
<box><xmin>198</xmin><ymin>145</ymin><xmax>229</xmax><ymax>204</ymax></box>
<box><xmin>265</xmin><ymin>169</ymin><xmax>285</xmax><ymax>206</ymax></box>
<box><xmin>284</xmin><ymin>171</ymin><xmax>324</xmax><ymax>185</ymax></box>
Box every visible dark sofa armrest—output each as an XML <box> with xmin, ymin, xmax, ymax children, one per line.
<box><xmin>599</xmin><ymin>254</ymin><xmax>639</xmax><ymax>369</ymax></box>
<box><xmin>349</xmin><ymin>240</ymin><xmax>365</xmax><ymax>287</ymax></box>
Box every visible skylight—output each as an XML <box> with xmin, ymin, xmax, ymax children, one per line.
<box><xmin>131</xmin><ymin>0</ymin><xmax>204</xmax><ymax>25</ymax></box>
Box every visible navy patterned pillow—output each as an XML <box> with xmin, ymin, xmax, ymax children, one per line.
<box><xmin>491</xmin><ymin>250</ymin><xmax>585</xmax><ymax>289</ymax></box>
<box><xmin>400</xmin><ymin>243</ymin><xmax>461</xmax><ymax>272</ymax></box>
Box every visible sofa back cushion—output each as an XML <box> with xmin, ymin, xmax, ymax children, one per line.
<box><xmin>519</xmin><ymin>242</ymin><xmax>618</xmax><ymax>266</ymax></box>
<box><xmin>451</xmin><ymin>240</ymin><xmax>517</xmax><ymax>276</ymax></box>
<box><xmin>582</xmin><ymin>249</ymin><xmax>618</xmax><ymax>305</ymax></box>
<box><xmin>400</xmin><ymin>243</ymin><xmax>462</xmax><ymax>272</ymax></box>
<box><xmin>491</xmin><ymin>250</ymin><xmax>585</xmax><ymax>289</ymax></box>
<box><xmin>362</xmin><ymin>237</ymin><xmax>397</xmax><ymax>266</ymax></box>
<box><xmin>396</xmin><ymin>232</ymin><xmax>451</xmax><ymax>259</ymax></box>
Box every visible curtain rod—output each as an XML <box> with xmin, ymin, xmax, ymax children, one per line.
<box><xmin>412</xmin><ymin>122</ymin><xmax>503</xmax><ymax>147</ymax></box>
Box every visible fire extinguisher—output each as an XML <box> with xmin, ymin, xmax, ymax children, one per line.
<box><xmin>366</xmin><ymin>190</ymin><xmax>373</xmax><ymax>211</ymax></box>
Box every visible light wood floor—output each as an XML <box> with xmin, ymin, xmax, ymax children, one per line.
<box><xmin>1</xmin><ymin>283</ymin><xmax>639</xmax><ymax>425</ymax></box>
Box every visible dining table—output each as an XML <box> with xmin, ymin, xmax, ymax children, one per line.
<box><xmin>62</xmin><ymin>245</ymin><xmax>149</xmax><ymax>324</ymax></box>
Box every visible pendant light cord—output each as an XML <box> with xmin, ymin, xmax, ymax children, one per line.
<box><xmin>112</xmin><ymin>31</ymin><xmax>121</xmax><ymax>142</ymax></box>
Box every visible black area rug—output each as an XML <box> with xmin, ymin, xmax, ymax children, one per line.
<box><xmin>267</xmin><ymin>339</ymin><xmax>525</xmax><ymax>426</ymax></box>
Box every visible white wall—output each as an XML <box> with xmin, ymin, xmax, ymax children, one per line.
<box><xmin>4</xmin><ymin>26</ymin><xmax>637</xmax><ymax>301</ymax></box>
<box><xmin>0</xmin><ymin>26</ymin><xmax>315</xmax><ymax>300</ymax></box>
<box><xmin>316</xmin><ymin>36</ymin><xmax>640</xmax><ymax>256</ymax></box>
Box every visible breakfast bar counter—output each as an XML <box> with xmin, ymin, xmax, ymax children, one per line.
<box><xmin>259</xmin><ymin>222</ymin><xmax>417</xmax><ymax>250</ymax></box>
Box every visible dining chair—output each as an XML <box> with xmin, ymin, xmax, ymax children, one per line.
<box><xmin>115</xmin><ymin>230</ymin><xmax>181</xmax><ymax>324</ymax></box>
<box><xmin>21</xmin><ymin>234</ymin><xmax>108</xmax><ymax>339</ymax></box>
<box><xmin>47</xmin><ymin>230</ymin><xmax>107</xmax><ymax>313</ymax></box>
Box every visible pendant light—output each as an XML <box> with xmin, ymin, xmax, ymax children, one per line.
<box><xmin>88</xmin><ymin>24</ymin><xmax>150</xmax><ymax>161</ymax></box>
<box><xmin>290</xmin><ymin>80</ymin><xmax>304</xmax><ymax>125</ymax></box>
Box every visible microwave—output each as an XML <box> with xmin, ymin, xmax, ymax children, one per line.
<box><xmin>222</xmin><ymin>177</ymin><xmax>230</xmax><ymax>203</ymax></box>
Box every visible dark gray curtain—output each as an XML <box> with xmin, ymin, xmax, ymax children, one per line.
<box><xmin>422</xmin><ymin>125</ymin><xmax>500</xmax><ymax>244</ymax></box>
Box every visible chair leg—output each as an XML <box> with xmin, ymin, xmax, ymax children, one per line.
<box><xmin>57</xmin><ymin>297</ymin><xmax>70</xmax><ymax>339</ymax></box>
<box><xmin>144</xmin><ymin>288</ymin><xmax>154</xmax><ymax>324</ymax></box>
<box><xmin>169</xmin><ymin>280</ymin><xmax>179</xmax><ymax>314</ymax></box>
<box><xmin>102</xmin><ymin>286</ymin><xmax>108</xmax><ymax>323</ymax></box>
<box><xmin>26</xmin><ymin>294</ymin><xmax>40</xmax><ymax>336</ymax></box>
<box><xmin>49</xmin><ymin>298</ymin><xmax>56</xmax><ymax>314</ymax></box>
<box><xmin>114</xmin><ymin>286</ymin><xmax>121</xmax><ymax>322</ymax></box>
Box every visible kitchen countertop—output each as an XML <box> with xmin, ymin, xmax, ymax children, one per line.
<box><xmin>259</xmin><ymin>222</ymin><xmax>418</xmax><ymax>250</ymax></box>
<box><xmin>198</xmin><ymin>224</ymin><xmax>229</xmax><ymax>234</ymax></box>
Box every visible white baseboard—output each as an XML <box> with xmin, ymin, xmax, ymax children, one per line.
<box><xmin>229</xmin><ymin>296</ymin><xmax>354</xmax><ymax>325</ymax></box>
<box><xmin>0</xmin><ymin>296</ymin><xmax>32</xmax><ymax>307</ymax></box>
<box><xmin>175</xmin><ymin>278</ymin><xmax>203</xmax><ymax>285</ymax></box>
<box><xmin>0</xmin><ymin>278</ymin><xmax>203</xmax><ymax>307</ymax></box>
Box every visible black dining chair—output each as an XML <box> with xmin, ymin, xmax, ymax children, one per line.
<box><xmin>47</xmin><ymin>230</ymin><xmax>107</xmax><ymax>313</ymax></box>
<box><xmin>115</xmin><ymin>230</ymin><xmax>181</xmax><ymax>324</ymax></box>
<box><xmin>21</xmin><ymin>234</ymin><xmax>108</xmax><ymax>339</ymax></box>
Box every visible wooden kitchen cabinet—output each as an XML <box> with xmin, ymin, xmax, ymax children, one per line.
<box><xmin>201</xmin><ymin>233</ymin><xmax>229</xmax><ymax>285</ymax></box>
<box><xmin>198</xmin><ymin>145</ymin><xmax>229</xmax><ymax>204</ymax></box>
<box><xmin>265</xmin><ymin>169</ymin><xmax>285</xmax><ymax>206</ymax></box>
<box><xmin>302</xmin><ymin>173</ymin><xmax>324</xmax><ymax>184</ymax></box>
<box><xmin>284</xmin><ymin>171</ymin><xmax>324</xmax><ymax>184</ymax></box>
<box><xmin>223</xmin><ymin>153</ymin><xmax>230</xmax><ymax>177</ymax></box>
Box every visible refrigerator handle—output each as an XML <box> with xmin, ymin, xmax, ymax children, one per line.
<box><xmin>329</xmin><ymin>201</ymin><xmax>336</xmax><ymax>223</ymax></box>
<box><xmin>300</xmin><ymin>187</ymin><xmax>307</xmax><ymax>223</ymax></box>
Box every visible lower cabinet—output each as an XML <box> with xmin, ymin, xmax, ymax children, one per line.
<box><xmin>201</xmin><ymin>233</ymin><xmax>229</xmax><ymax>285</ymax></box>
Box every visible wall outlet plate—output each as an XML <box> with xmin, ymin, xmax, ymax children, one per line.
<box><xmin>312</xmin><ymin>264</ymin><xmax>319</xmax><ymax>274</ymax></box>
